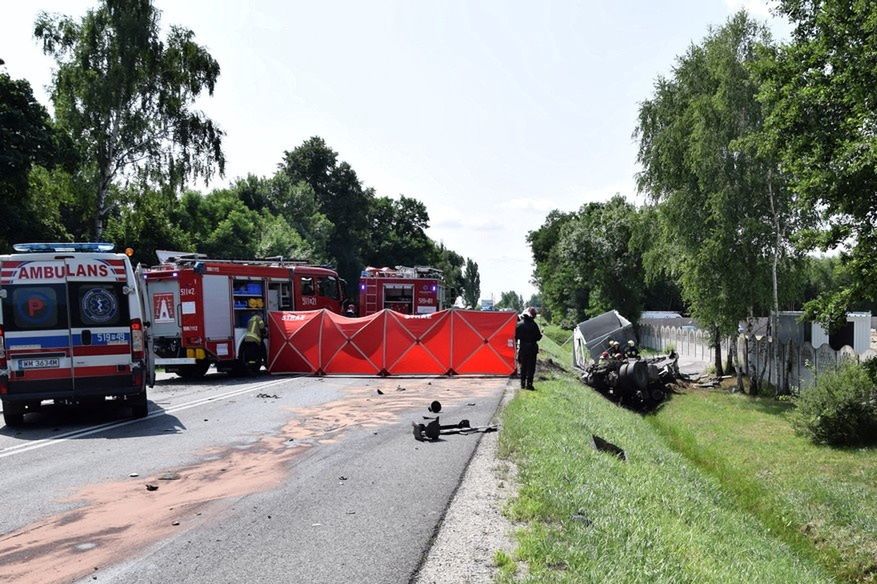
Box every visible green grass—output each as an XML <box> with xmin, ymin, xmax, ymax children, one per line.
<box><xmin>648</xmin><ymin>390</ymin><xmax>877</xmax><ymax>583</ymax></box>
<box><xmin>495</xmin><ymin>333</ymin><xmax>841</xmax><ymax>583</ymax></box>
<box><xmin>541</xmin><ymin>321</ymin><xmax>574</xmax><ymax>352</ymax></box>
<box><xmin>498</xmin><ymin>375</ymin><xmax>833</xmax><ymax>583</ymax></box>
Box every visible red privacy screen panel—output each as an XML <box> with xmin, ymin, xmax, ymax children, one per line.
<box><xmin>267</xmin><ymin>309</ymin><xmax>517</xmax><ymax>376</ymax></box>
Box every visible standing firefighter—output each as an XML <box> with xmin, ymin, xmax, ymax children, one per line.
<box><xmin>516</xmin><ymin>306</ymin><xmax>543</xmax><ymax>390</ymax></box>
<box><xmin>241</xmin><ymin>313</ymin><xmax>267</xmax><ymax>374</ymax></box>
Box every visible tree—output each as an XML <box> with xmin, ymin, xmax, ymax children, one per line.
<box><xmin>528</xmin><ymin>199</ymin><xmax>654</xmax><ymax>328</ymax></box>
<box><xmin>461</xmin><ymin>259</ymin><xmax>481</xmax><ymax>309</ymax></box>
<box><xmin>0</xmin><ymin>70</ymin><xmax>74</xmax><ymax>249</ymax></box>
<box><xmin>35</xmin><ymin>0</ymin><xmax>224</xmax><ymax>238</ymax></box>
<box><xmin>363</xmin><ymin>195</ymin><xmax>434</xmax><ymax>268</ymax></box>
<box><xmin>559</xmin><ymin>197</ymin><xmax>648</xmax><ymax>323</ymax></box>
<box><xmin>635</xmin><ymin>13</ymin><xmax>801</xmax><ymax>383</ymax></box>
<box><xmin>280</xmin><ymin>137</ymin><xmax>372</xmax><ymax>290</ymax></box>
<box><xmin>431</xmin><ymin>244</ymin><xmax>465</xmax><ymax>306</ymax></box>
<box><xmin>103</xmin><ymin>187</ymin><xmax>193</xmax><ymax>266</ymax></box>
<box><xmin>496</xmin><ymin>291</ymin><xmax>524</xmax><ymax>313</ymax></box>
<box><xmin>761</xmin><ymin>0</ymin><xmax>877</xmax><ymax>330</ymax></box>
<box><xmin>527</xmin><ymin>210</ymin><xmax>586</xmax><ymax>325</ymax></box>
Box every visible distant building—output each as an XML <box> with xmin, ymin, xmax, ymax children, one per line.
<box><xmin>774</xmin><ymin>311</ymin><xmax>871</xmax><ymax>354</ymax></box>
<box><xmin>641</xmin><ymin>311</ymin><xmax>683</xmax><ymax>320</ymax></box>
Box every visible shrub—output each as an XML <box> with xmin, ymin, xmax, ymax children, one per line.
<box><xmin>793</xmin><ymin>361</ymin><xmax>877</xmax><ymax>446</ymax></box>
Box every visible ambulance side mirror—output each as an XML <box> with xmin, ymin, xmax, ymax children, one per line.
<box><xmin>122</xmin><ymin>285</ymin><xmax>133</xmax><ymax>295</ymax></box>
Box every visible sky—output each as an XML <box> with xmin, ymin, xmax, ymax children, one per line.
<box><xmin>0</xmin><ymin>0</ymin><xmax>790</xmax><ymax>302</ymax></box>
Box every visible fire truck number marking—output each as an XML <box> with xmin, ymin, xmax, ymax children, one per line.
<box><xmin>301</xmin><ymin>297</ymin><xmax>317</xmax><ymax>306</ymax></box>
<box><xmin>153</xmin><ymin>293</ymin><xmax>175</xmax><ymax>323</ymax></box>
<box><xmin>180</xmin><ymin>287</ymin><xmax>196</xmax><ymax>297</ymax></box>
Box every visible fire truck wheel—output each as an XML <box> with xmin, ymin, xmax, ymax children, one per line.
<box><xmin>2</xmin><ymin>400</ymin><xmax>25</xmax><ymax>427</ymax></box>
<box><xmin>130</xmin><ymin>393</ymin><xmax>149</xmax><ymax>419</ymax></box>
<box><xmin>176</xmin><ymin>361</ymin><xmax>210</xmax><ymax>379</ymax></box>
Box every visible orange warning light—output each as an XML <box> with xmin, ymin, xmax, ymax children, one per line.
<box><xmin>125</xmin><ymin>247</ymin><xmax>134</xmax><ymax>257</ymax></box>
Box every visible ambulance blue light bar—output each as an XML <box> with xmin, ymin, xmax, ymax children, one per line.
<box><xmin>13</xmin><ymin>242</ymin><xmax>115</xmax><ymax>253</ymax></box>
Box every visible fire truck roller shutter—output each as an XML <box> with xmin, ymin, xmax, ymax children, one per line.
<box><xmin>203</xmin><ymin>275</ymin><xmax>233</xmax><ymax>340</ymax></box>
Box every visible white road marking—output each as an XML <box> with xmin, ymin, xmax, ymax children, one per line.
<box><xmin>0</xmin><ymin>377</ymin><xmax>292</xmax><ymax>460</ymax></box>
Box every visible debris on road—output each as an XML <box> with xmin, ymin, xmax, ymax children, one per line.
<box><xmin>129</xmin><ymin>472</ymin><xmax>139</xmax><ymax>478</ymax></box>
<box><xmin>412</xmin><ymin>413</ymin><xmax>497</xmax><ymax>442</ymax></box>
<box><xmin>145</xmin><ymin>483</ymin><xmax>159</xmax><ymax>491</ymax></box>
<box><xmin>158</xmin><ymin>472</ymin><xmax>181</xmax><ymax>481</ymax></box>
<box><xmin>377</xmin><ymin>389</ymin><xmax>384</xmax><ymax>395</ymax></box>
<box><xmin>256</xmin><ymin>393</ymin><xmax>279</xmax><ymax>399</ymax></box>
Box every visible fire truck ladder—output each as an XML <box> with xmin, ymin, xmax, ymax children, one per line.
<box><xmin>364</xmin><ymin>280</ymin><xmax>379</xmax><ymax>314</ymax></box>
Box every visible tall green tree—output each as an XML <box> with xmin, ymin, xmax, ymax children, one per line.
<box><xmin>430</xmin><ymin>244</ymin><xmax>465</xmax><ymax>306</ymax></box>
<box><xmin>496</xmin><ymin>291</ymin><xmax>524</xmax><ymax>313</ymax></box>
<box><xmin>559</xmin><ymin>196</ymin><xmax>648</xmax><ymax>323</ymax></box>
<box><xmin>35</xmin><ymin>0</ymin><xmax>224</xmax><ymax>237</ymax></box>
<box><xmin>760</xmin><ymin>0</ymin><xmax>877</xmax><ymax>329</ymax></box>
<box><xmin>635</xmin><ymin>12</ymin><xmax>799</xmax><ymax>380</ymax></box>
<box><xmin>363</xmin><ymin>195</ymin><xmax>434</xmax><ymax>268</ymax></box>
<box><xmin>528</xmin><ymin>210</ymin><xmax>585</xmax><ymax>325</ymax></box>
<box><xmin>280</xmin><ymin>137</ymin><xmax>372</xmax><ymax>290</ymax></box>
<box><xmin>0</xmin><ymin>70</ymin><xmax>75</xmax><ymax>248</ymax></box>
<box><xmin>461</xmin><ymin>259</ymin><xmax>481</xmax><ymax>309</ymax></box>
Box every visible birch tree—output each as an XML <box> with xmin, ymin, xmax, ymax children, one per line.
<box><xmin>35</xmin><ymin>0</ymin><xmax>224</xmax><ymax>237</ymax></box>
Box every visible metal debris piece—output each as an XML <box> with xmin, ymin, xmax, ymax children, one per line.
<box><xmin>377</xmin><ymin>389</ymin><xmax>384</xmax><ymax>395</ymax></box>
<box><xmin>571</xmin><ymin>514</ymin><xmax>592</xmax><ymax>526</ymax></box>
<box><xmin>158</xmin><ymin>472</ymin><xmax>181</xmax><ymax>481</ymax></box>
<box><xmin>145</xmin><ymin>483</ymin><xmax>159</xmax><ymax>491</ymax></box>
<box><xmin>413</xmin><ymin>416</ymin><xmax>495</xmax><ymax>441</ymax></box>
<box><xmin>590</xmin><ymin>434</ymin><xmax>626</xmax><ymax>461</ymax></box>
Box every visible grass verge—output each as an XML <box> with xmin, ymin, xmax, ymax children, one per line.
<box><xmin>648</xmin><ymin>388</ymin><xmax>877</xmax><ymax>583</ymax></box>
<box><xmin>496</xmin><ymin>333</ymin><xmax>835</xmax><ymax>583</ymax></box>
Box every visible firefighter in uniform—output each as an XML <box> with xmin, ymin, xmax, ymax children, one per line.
<box><xmin>242</xmin><ymin>313</ymin><xmax>267</xmax><ymax>373</ymax></box>
<box><xmin>624</xmin><ymin>339</ymin><xmax>640</xmax><ymax>359</ymax></box>
<box><xmin>515</xmin><ymin>306</ymin><xmax>542</xmax><ymax>390</ymax></box>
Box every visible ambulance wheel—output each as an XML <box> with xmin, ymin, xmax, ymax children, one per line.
<box><xmin>177</xmin><ymin>361</ymin><xmax>210</xmax><ymax>379</ymax></box>
<box><xmin>2</xmin><ymin>401</ymin><xmax>25</xmax><ymax>427</ymax></box>
<box><xmin>130</xmin><ymin>393</ymin><xmax>149</xmax><ymax>419</ymax></box>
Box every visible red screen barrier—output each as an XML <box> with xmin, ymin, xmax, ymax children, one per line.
<box><xmin>268</xmin><ymin>309</ymin><xmax>516</xmax><ymax>376</ymax></box>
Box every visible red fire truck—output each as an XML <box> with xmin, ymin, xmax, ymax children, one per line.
<box><xmin>358</xmin><ymin>266</ymin><xmax>444</xmax><ymax>316</ymax></box>
<box><xmin>141</xmin><ymin>252</ymin><xmax>345</xmax><ymax>377</ymax></box>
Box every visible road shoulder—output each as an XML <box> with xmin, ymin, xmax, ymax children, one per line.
<box><xmin>413</xmin><ymin>383</ymin><xmax>520</xmax><ymax>584</ymax></box>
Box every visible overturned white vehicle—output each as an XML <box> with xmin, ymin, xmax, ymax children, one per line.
<box><xmin>573</xmin><ymin>310</ymin><xmax>680</xmax><ymax>411</ymax></box>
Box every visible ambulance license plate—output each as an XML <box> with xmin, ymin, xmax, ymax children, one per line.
<box><xmin>19</xmin><ymin>358</ymin><xmax>60</xmax><ymax>370</ymax></box>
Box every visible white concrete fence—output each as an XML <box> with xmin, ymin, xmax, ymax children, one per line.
<box><xmin>639</xmin><ymin>323</ymin><xmax>876</xmax><ymax>391</ymax></box>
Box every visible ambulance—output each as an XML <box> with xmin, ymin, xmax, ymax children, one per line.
<box><xmin>0</xmin><ymin>243</ymin><xmax>152</xmax><ymax>426</ymax></box>
<box><xmin>141</xmin><ymin>253</ymin><xmax>346</xmax><ymax>378</ymax></box>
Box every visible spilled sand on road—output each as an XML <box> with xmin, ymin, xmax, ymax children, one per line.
<box><xmin>0</xmin><ymin>377</ymin><xmax>503</xmax><ymax>584</ymax></box>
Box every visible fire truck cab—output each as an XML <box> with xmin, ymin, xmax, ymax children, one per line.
<box><xmin>141</xmin><ymin>253</ymin><xmax>345</xmax><ymax>377</ymax></box>
<box><xmin>0</xmin><ymin>243</ymin><xmax>151</xmax><ymax>426</ymax></box>
<box><xmin>358</xmin><ymin>266</ymin><xmax>444</xmax><ymax>316</ymax></box>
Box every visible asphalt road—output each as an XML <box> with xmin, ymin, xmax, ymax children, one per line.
<box><xmin>0</xmin><ymin>371</ymin><xmax>510</xmax><ymax>584</ymax></box>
